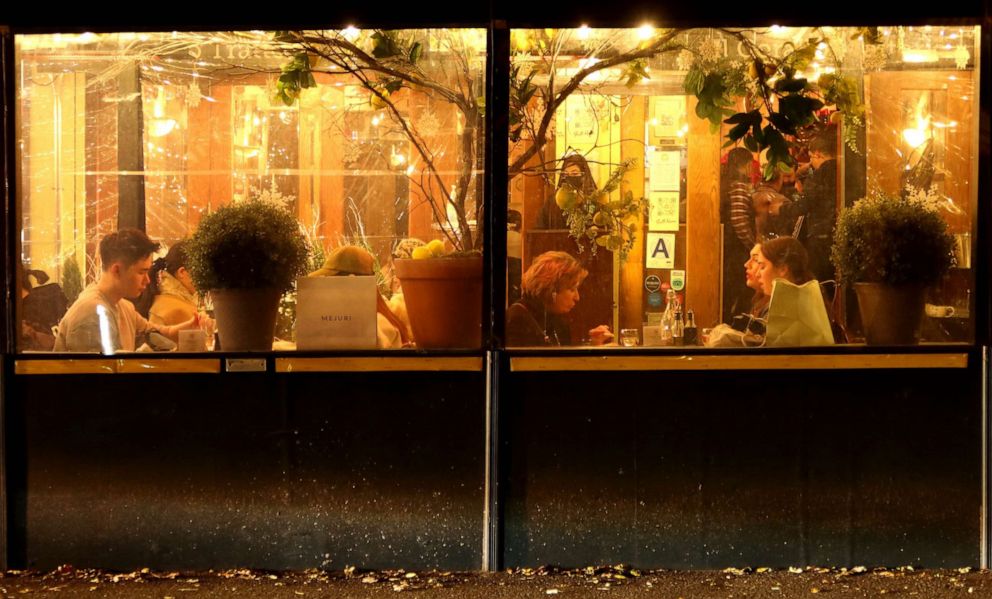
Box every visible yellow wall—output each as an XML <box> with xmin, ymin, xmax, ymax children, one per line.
<box><xmin>24</xmin><ymin>72</ymin><xmax>87</xmax><ymax>279</ymax></box>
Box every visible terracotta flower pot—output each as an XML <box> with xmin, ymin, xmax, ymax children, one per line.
<box><xmin>854</xmin><ymin>282</ymin><xmax>926</xmax><ymax>346</ymax></box>
<box><xmin>210</xmin><ymin>288</ymin><xmax>282</xmax><ymax>351</ymax></box>
<box><xmin>394</xmin><ymin>257</ymin><xmax>483</xmax><ymax>349</ymax></box>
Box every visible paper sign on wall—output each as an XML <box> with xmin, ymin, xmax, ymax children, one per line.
<box><xmin>566</xmin><ymin>96</ymin><xmax>598</xmax><ymax>145</ymax></box>
<box><xmin>646</xmin><ymin>233</ymin><xmax>676</xmax><ymax>269</ymax></box>
<box><xmin>651</xmin><ymin>96</ymin><xmax>686</xmax><ymax>139</ymax></box>
<box><xmin>648</xmin><ymin>191</ymin><xmax>680</xmax><ymax>231</ymax></box>
<box><xmin>649</xmin><ymin>149</ymin><xmax>681</xmax><ymax>191</ymax></box>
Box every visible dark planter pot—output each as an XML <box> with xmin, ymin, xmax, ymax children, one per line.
<box><xmin>211</xmin><ymin>288</ymin><xmax>282</xmax><ymax>351</ymax></box>
<box><xmin>854</xmin><ymin>282</ymin><xmax>926</xmax><ymax>346</ymax></box>
<box><xmin>394</xmin><ymin>257</ymin><xmax>483</xmax><ymax>349</ymax></box>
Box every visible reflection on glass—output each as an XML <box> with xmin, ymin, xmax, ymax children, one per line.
<box><xmin>16</xmin><ymin>29</ymin><xmax>487</xmax><ymax>352</ymax></box>
<box><xmin>507</xmin><ymin>25</ymin><xmax>979</xmax><ymax>347</ymax></box>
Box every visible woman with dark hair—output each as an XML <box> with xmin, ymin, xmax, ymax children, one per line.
<box><xmin>536</xmin><ymin>153</ymin><xmax>598</xmax><ymax>230</ymax></box>
<box><xmin>506</xmin><ymin>251</ymin><xmax>612</xmax><ymax>346</ymax></box>
<box><xmin>754</xmin><ymin>236</ymin><xmax>814</xmax><ymax>303</ymax></box>
<box><xmin>721</xmin><ymin>147</ymin><xmax>756</xmax><ymax>321</ymax></box>
<box><xmin>743</xmin><ymin>242</ymin><xmax>770</xmax><ymax>317</ymax></box>
<box><xmin>143</xmin><ymin>241</ymin><xmax>201</xmax><ymax>326</ymax></box>
<box><xmin>708</xmin><ymin>236</ymin><xmax>818</xmax><ymax>347</ymax></box>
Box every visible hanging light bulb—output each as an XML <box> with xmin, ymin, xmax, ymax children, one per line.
<box><xmin>902</xmin><ymin>111</ymin><xmax>931</xmax><ymax>149</ymax></box>
<box><xmin>153</xmin><ymin>86</ymin><xmax>166</xmax><ymax>118</ymax></box>
<box><xmin>149</xmin><ymin>86</ymin><xmax>177</xmax><ymax>137</ymax></box>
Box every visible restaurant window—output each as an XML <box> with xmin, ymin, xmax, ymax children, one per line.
<box><xmin>15</xmin><ymin>29</ymin><xmax>487</xmax><ymax>353</ymax></box>
<box><xmin>506</xmin><ymin>25</ymin><xmax>979</xmax><ymax>348</ymax></box>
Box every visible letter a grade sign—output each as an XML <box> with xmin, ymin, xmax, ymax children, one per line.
<box><xmin>645</xmin><ymin>233</ymin><xmax>675</xmax><ymax>269</ymax></box>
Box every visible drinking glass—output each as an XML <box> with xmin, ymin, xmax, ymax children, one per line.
<box><xmin>201</xmin><ymin>317</ymin><xmax>216</xmax><ymax>351</ymax></box>
<box><xmin>619</xmin><ymin>328</ymin><xmax>639</xmax><ymax>347</ymax></box>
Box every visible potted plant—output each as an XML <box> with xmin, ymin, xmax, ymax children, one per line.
<box><xmin>394</xmin><ymin>239</ymin><xmax>483</xmax><ymax>348</ymax></box>
<box><xmin>187</xmin><ymin>197</ymin><xmax>309</xmax><ymax>351</ymax></box>
<box><xmin>273</xmin><ymin>29</ymin><xmax>487</xmax><ymax>348</ymax></box>
<box><xmin>831</xmin><ymin>187</ymin><xmax>955</xmax><ymax>345</ymax></box>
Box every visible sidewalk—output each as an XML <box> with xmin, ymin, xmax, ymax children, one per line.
<box><xmin>3</xmin><ymin>565</ymin><xmax>991</xmax><ymax>597</ymax></box>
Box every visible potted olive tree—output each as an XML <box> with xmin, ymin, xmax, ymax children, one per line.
<box><xmin>273</xmin><ymin>30</ymin><xmax>487</xmax><ymax>348</ymax></box>
<box><xmin>831</xmin><ymin>188</ymin><xmax>955</xmax><ymax>345</ymax></box>
<box><xmin>187</xmin><ymin>198</ymin><xmax>309</xmax><ymax>351</ymax></box>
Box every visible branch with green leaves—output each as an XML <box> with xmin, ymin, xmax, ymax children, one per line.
<box><xmin>703</xmin><ymin>28</ymin><xmax>867</xmax><ymax>179</ymax></box>
<box><xmin>556</xmin><ymin>159</ymin><xmax>646</xmax><ymax>261</ymax></box>
<box><xmin>271</xmin><ymin>29</ymin><xmax>483</xmax><ymax>251</ymax></box>
<box><xmin>508</xmin><ymin>29</ymin><xmax>683</xmax><ymax>180</ymax></box>
<box><xmin>510</xmin><ymin>27</ymin><xmax>869</xmax><ymax>184</ymax></box>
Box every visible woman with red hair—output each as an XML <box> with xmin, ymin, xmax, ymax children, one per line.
<box><xmin>506</xmin><ymin>251</ymin><xmax>612</xmax><ymax>346</ymax></box>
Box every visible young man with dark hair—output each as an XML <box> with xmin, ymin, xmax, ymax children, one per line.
<box><xmin>772</xmin><ymin>126</ymin><xmax>839</xmax><ymax>281</ymax></box>
<box><xmin>54</xmin><ymin>229</ymin><xmax>198</xmax><ymax>353</ymax></box>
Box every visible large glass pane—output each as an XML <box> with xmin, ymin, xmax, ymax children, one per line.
<box><xmin>16</xmin><ymin>29</ymin><xmax>487</xmax><ymax>353</ymax></box>
<box><xmin>507</xmin><ymin>25</ymin><xmax>979</xmax><ymax>348</ymax></box>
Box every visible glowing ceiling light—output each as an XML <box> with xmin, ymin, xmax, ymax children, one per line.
<box><xmin>637</xmin><ymin>24</ymin><xmax>654</xmax><ymax>40</ymax></box>
<box><xmin>342</xmin><ymin>26</ymin><xmax>360</xmax><ymax>42</ymax></box>
<box><xmin>902</xmin><ymin>50</ymin><xmax>939</xmax><ymax>63</ymax></box>
<box><xmin>577</xmin><ymin>25</ymin><xmax>591</xmax><ymax>40</ymax></box>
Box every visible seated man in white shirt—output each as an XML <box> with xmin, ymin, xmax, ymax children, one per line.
<box><xmin>54</xmin><ymin>228</ymin><xmax>198</xmax><ymax>353</ymax></box>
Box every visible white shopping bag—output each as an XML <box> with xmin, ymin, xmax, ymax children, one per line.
<box><xmin>295</xmin><ymin>276</ymin><xmax>377</xmax><ymax>349</ymax></box>
<box><xmin>764</xmin><ymin>279</ymin><xmax>835</xmax><ymax>347</ymax></box>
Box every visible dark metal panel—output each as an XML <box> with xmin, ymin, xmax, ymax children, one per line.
<box><xmin>488</xmin><ymin>23</ymin><xmax>510</xmax><ymax>349</ymax></box>
<box><xmin>7</xmin><ymin>370</ymin><xmax>485</xmax><ymax>571</ymax></box>
<box><xmin>1</xmin><ymin>27</ymin><xmax>13</xmax><ymax>571</ymax></box>
<box><xmin>501</xmin><ymin>363</ymin><xmax>982</xmax><ymax>568</ymax></box>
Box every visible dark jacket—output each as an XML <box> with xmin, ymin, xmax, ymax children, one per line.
<box><xmin>778</xmin><ymin>159</ymin><xmax>838</xmax><ymax>280</ymax></box>
<box><xmin>536</xmin><ymin>196</ymin><xmax>569</xmax><ymax>230</ymax></box>
<box><xmin>506</xmin><ymin>296</ymin><xmax>570</xmax><ymax>346</ymax></box>
<box><xmin>779</xmin><ymin>159</ymin><xmax>838</xmax><ymax>242</ymax></box>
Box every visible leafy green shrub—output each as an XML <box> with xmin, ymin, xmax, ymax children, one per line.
<box><xmin>187</xmin><ymin>199</ymin><xmax>308</xmax><ymax>292</ymax></box>
<box><xmin>832</xmin><ymin>189</ymin><xmax>954</xmax><ymax>286</ymax></box>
